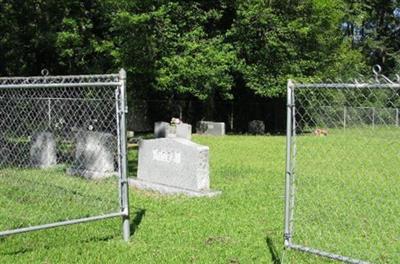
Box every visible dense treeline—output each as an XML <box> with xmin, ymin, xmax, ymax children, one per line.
<box><xmin>1</xmin><ymin>0</ymin><xmax>399</xmax><ymax>102</ymax></box>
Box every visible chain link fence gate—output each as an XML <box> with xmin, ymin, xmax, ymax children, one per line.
<box><xmin>284</xmin><ymin>68</ymin><xmax>400</xmax><ymax>263</ymax></box>
<box><xmin>0</xmin><ymin>69</ymin><xmax>130</xmax><ymax>241</ymax></box>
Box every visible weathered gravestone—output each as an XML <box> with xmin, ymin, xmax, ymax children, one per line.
<box><xmin>130</xmin><ymin>138</ymin><xmax>221</xmax><ymax>197</ymax></box>
<box><xmin>154</xmin><ymin>121</ymin><xmax>192</xmax><ymax>140</ymax></box>
<box><xmin>154</xmin><ymin>121</ymin><xmax>174</xmax><ymax>138</ymax></box>
<box><xmin>196</xmin><ymin>121</ymin><xmax>225</xmax><ymax>136</ymax></box>
<box><xmin>30</xmin><ymin>132</ymin><xmax>57</xmax><ymax>168</ymax></box>
<box><xmin>248</xmin><ymin>120</ymin><xmax>265</xmax><ymax>134</ymax></box>
<box><xmin>175</xmin><ymin>123</ymin><xmax>192</xmax><ymax>140</ymax></box>
<box><xmin>67</xmin><ymin>131</ymin><xmax>116</xmax><ymax>179</ymax></box>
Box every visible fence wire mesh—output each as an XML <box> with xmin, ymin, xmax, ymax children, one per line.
<box><xmin>285</xmin><ymin>71</ymin><xmax>400</xmax><ymax>263</ymax></box>
<box><xmin>0</xmin><ymin>72</ymin><xmax>129</xmax><ymax>238</ymax></box>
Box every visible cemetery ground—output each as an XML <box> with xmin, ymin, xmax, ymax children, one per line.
<box><xmin>0</xmin><ymin>132</ymin><xmax>399</xmax><ymax>263</ymax></box>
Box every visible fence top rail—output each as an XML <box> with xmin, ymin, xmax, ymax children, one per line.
<box><xmin>0</xmin><ymin>73</ymin><xmax>121</xmax><ymax>88</ymax></box>
<box><xmin>292</xmin><ymin>83</ymin><xmax>400</xmax><ymax>89</ymax></box>
<box><xmin>291</xmin><ymin>65</ymin><xmax>400</xmax><ymax>89</ymax></box>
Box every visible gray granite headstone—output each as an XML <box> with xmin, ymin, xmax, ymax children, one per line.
<box><xmin>175</xmin><ymin>123</ymin><xmax>192</xmax><ymax>140</ymax></box>
<box><xmin>248</xmin><ymin>120</ymin><xmax>265</xmax><ymax>134</ymax></box>
<box><xmin>30</xmin><ymin>132</ymin><xmax>57</xmax><ymax>168</ymax></box>
<box><xmin>196</xmin><ymin>121</ymin><xmax>225</xmax><ymax>136</ymax></box>
<box><xmin>154</xmin><ymin>121</ymin><xmax>192</xmax><ymax>140</ymax></box>
<box><xmin>154</xmin><ymin>122</ymin><xmax>174</xmax><ymax>138</ymax></box>
<box><xmin>130</xmin><ymin>138</ymin><xmax>220</xmax><ymax>197</ymax></box>
<box><xmin>67</xmin><ymin>131</ymin><xmax>116</xmax><ymax>179</ymax></box>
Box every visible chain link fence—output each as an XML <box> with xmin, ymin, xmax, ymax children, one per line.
<box><xmin>284</xmin><ymin>71</ymin><xmax>400</xmax><ymax>263</ymax></box>
<box><xmin>316</xmin><ymin>106</ymin><xmax>399</xmax><ymax>129</ymax></box>
<box><xmin>0</xmin><ymin>70</ymin><xmax>130</xmax><ymax>240</ymax></box>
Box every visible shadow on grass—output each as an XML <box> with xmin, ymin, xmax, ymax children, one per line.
<box><xmin>1</xmin><ymin>247</ymin><xmax>33</xmax><ymax>256</ymax></box>
<box><xmin>1</xmin><ymin>233</ymin><xmax>116</xmax><ymax>257</ymax></box>
<box><xmin>1</xmin><ymin>209</ymin><xmax>146</xmax><ymax>256</ymax></box>
<box><xmin>130</xmin><ymin>209</ymin><xmax>146</xmax><ymax>236</ymax></box>
<box><xmin>266</xmin><ymin>236</ymin><xmax>281</xmax><ymax>264</ymax></box>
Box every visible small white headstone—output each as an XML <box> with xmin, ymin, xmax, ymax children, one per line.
<box><xmin>175</xmin><ymin>123</ymin><xmax>192</xmax><ymax>140</ymax></box>
<box><xmin>154</xmin><ymin>121</ymin><xmax>192</xmax><ymax>140</ymax></box>
<box><xmin>30</xmin><ymin>132</ymin><xmax>57</xmax><ymax>168</ymax></box>
<box><xmin>154</xmin><ymin>121</ymin><xmax>174</xmax><ymax>138</ymax></box>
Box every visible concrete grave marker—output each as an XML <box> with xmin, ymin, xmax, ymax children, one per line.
<box><xmin>154</xmin><ymin>121</ymin><xmax>174</xmax><ymax>138</ymax></box>
<box><xmin>196</xmin><ymin>121</ymin><xmax>225</xmax><ymax>136</ymax></box>
<box><xmin>30</xmin><ymin>132</ymin><xmax>57</xmax><ymax>168</ymax></box>
<box><xmin>175</xmin><ymin>123</ymin><xmax>192</xmax><ymax>140</ymax></box>
<box><xmin>67</xmin><ymin>131</ymin><xmax>116</xmax><ymax>179</ymax></box>
<box><xmin>154</xmin><ymin>121</ymin><xmax>192</xmax><ymax>140</ymax></box>
<box><xmin>130</xmin><ymin>138</ymin><xmax>220</xmax><ymax>197</ymax></box>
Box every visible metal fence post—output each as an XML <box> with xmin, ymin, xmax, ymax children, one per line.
<box><xmin>289</xmin><ymin>82</ymin><xmax>296</xmax><ymax>236</ymax></box>
<box><xmin>119</xmin><ymin>69</ymin><xmax>130</xmax><ymax>241</ymax></box>
<box><xmin>343</xmin><ymin>106</ymin><xmax>346</xmax><ymax>129</ymax></box>
<box><xmin>284</xmin><ymin>80</ymin><xmax>294</xmax><ymax>247</ymax></box>
<box><xmin>396</xmin><ymin>108</ymin><xmax>399</xmax><ymax>127</ymax></box>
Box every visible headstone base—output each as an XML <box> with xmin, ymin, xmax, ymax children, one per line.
<box><xmin>129</xmin><ymin>178</ymin><xmax>221</xmax><ymax>197</ymax></box>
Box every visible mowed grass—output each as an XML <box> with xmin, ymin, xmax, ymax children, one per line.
<box><xmin>289</xmin><ymin>127</ymin><xmax>400</xmax><ymax>263</ymax></box>
<box><xmin>0</xmin><ymin>132</ymin><xmax>398</xmax><ymax>263</ymax></box>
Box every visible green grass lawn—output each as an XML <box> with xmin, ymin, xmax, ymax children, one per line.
<box><xmin>0</xmin><ymin>133</ymin><xmax>398</xmax><ymax>263</ymax></box>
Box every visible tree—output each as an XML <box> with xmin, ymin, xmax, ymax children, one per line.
<box><xmin>228</xmin><ymin>0</ymin><xmax>367</xmax><ymax>97</ymax></box>
<box><xmin>110</xmin><ymin>1</ymin><xmax>238</xmax><ymax>100</ymax></box>
<box><xmin>342</xmin><ymin>0</ymin><xmax>400</xmax><ymax>75</ymax></box>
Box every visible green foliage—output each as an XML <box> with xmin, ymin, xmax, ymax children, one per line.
<box><xmin>157</xmin><ymin>30</ymin><xmax>238</xmax><ymax>100</ymax></box>
<box><xmin>343</xmin><ymin>0</ymin><xmax>400</xmax><ymax>74</ymax></box>
<box><xmin>110</xmin><ymin>1</ymin><xmax>239</xmax><ymax>100</ymax></box>
<box><xmin>229</xmin><ymin>0</ymin><xmax>366</xmax><ymax>97</ymax></box>
<box><xmin>3</xmin><ymin>0</ymin><xmax>399</xmax><ymax>100</ymax></box>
